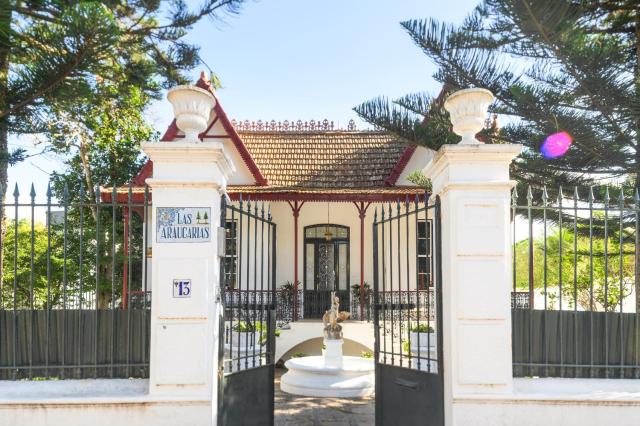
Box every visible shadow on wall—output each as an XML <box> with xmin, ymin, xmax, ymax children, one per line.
<box><xmin>278</xmin><ymin>337</ymin><xmax>372</xmax><ymax>364</ymax></box>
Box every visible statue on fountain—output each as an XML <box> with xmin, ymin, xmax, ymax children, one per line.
<box><xmin>322</xmin><ymin>291</ymin><xmax>350</xmax><ymax>340</ymax></box>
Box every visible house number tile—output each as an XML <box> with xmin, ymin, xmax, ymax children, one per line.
<box><xmin>173</xmin><ymin>279</ymin><xmax>192</xmax><ymax>298</ymax></box>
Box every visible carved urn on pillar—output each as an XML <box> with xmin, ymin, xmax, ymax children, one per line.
<box><xmin>444</xmin><ymin>88</ymin><xmax>494</xmax><ymax>145</ymax></box>
<box><xmin>166</xmin><ymin>85</ymin><xmax>216</xmax><ymax>143</ymax></box>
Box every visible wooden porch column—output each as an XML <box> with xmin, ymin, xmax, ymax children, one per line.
<box><xmin>287</xmin><ymin>200</ymin><xmax>305</xmax><ymax>320</ymax></box>
<box><xmin>354</xmin><ymin>202</ymin><xmax>371</xmax><ymax>320</ymax></box>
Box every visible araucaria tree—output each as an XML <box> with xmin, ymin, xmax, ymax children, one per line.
<box><xmin>0</xmin><ymin>0</ymin><xmax>247</xmax><ymax>194</ymax></box>
<box><xmin>355</xmin><ymin>1</ymin><xmax>639</xmax><ymax>189</ymax></box>
<box><xmin>0</xmin><ymin>0</ymin><xmax>247</xmax><ymax>299</ymax></box>
<box><xmin>355</xmin><ymin>2</ymin><xmax>640</xmax><ymax>310</ymax></box>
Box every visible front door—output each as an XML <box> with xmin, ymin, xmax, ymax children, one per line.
<box><xmin>372</xmin><ymin>196</ymin><xmax>444</xmax><ymax>425</ymax></box>
<box><xmin>303</xmin><ymin>225</ymin><xmax>350</xmax><ymax>318</ymax></box>
<box><xmin>317</xmin><ymin>242</ymin><xmax>336</xmax><ymax>290</ymax></box>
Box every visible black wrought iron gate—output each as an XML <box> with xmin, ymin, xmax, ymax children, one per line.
<box><xmin>372</xmin><ymin>195</ymin><xmax>444</xmax><ymax>426</ymax></box>
<box><xmin>218</xmin><ymin>196</ymin><xmax>277</xmax><ymax>426</ymax></box>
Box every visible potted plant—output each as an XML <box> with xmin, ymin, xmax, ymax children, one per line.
<box><xmin>351</xmin><ymin>283</ymin><xmax>371</xmax><ymax>299</ymax></box>
<box><xmin>409</xmin><ymin>323</ymin><xmax>436</xmax><ymax>350</ymax></box>
<box><xmin>230</xmin><ymin>321</ymin><xmax>259</xmax><ymax>348</ymax></box>
<box><xmin>256</xmin><ymin>323</ymin><xmax>281</xmax><ymax>346</ymax></box>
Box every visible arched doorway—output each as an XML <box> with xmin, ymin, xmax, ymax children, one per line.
<box><xmin>303</xmin><ymin>224</ymin><xmax>350</xmax><ymax>318</ymax></box>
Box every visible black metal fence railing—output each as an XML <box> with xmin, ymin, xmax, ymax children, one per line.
<box><xmin>0</xmin><ymin>183</ymin><xmax>151</xmax><ymax>380</ymax></box>
<box><xmin>224</xmin><ymin>288</ymin><xmax>438</xmax><ymax>325</ymax></box>
<box><xmin>302</xmin><ymin>290</ymin><xmax>350</xmax><ymax>319</ymax></box>
<box><xmin>512</xmin><ymin>185</ymin><xmax>640</xmax><ymax>378</ymax></box>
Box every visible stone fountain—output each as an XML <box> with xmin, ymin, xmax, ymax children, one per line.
<box><xmin>280</xmin><ymin>292</ymin><xmax>375</xmax><ymax>397</ymax></box>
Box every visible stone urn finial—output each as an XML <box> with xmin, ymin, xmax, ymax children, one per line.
<box><xmin>167</xmin><ymin>85</ymin><xmax>216</xmax><ymax>143</ymax></box>
<box><xmin>444</xmin><ymin>88</ymin><xmax>494</xmax><ymax>145</ymax></box>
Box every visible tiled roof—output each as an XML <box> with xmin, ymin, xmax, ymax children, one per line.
<box><xmin>237</xmin><ymin>131</ymin><xmax>408</xmax><ymax>188</ymax></box>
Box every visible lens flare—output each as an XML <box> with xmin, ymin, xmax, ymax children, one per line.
<box><xmin>541</xmin><ymin>131</ymin><xmax>573</xmax><ymax>159</ymax></box>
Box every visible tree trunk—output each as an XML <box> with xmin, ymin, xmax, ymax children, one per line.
<box><xmin>0</xmin><ymin>1</ymin><xmax>12</xmax><ymax>308</ymax></box>
<box><xmin>78</xmin><ymin>134</ymin><xmax>98</xmax><ymax>220</ymax></box>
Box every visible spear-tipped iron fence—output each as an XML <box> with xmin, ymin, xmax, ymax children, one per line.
<box><xmin>0</xmin><ymin>182</ymin><xmax>151</xmax><ymax>380</ymax></box>
<box><xmin>512</xmin><ymin>185</ymin><xmax>640</xmax><ymax>378</ymax></box>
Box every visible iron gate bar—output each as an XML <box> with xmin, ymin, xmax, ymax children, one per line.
<box><xmin>218</xmin><ymin>195</ymin><xmax>276</xmax><ymax>426</ymax></box>
<box><xmin>373</xmin><ymin>194</ymin><xmax>444</xmax><ymax>426</ymax></box>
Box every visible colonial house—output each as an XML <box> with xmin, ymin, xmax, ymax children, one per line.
<box><xmin>107</xmin><ymin>73</ymin><xmax>435</xmax><ymax>344</ymax></box>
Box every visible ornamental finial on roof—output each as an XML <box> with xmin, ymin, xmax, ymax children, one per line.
<box><xmin>230</xmin><ymin>119</ymin><xmax>359</xmax><ymax>132</ymax></box>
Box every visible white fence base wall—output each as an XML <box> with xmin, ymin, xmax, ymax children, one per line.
<box><xmin>0</xmin><ymin>379</ymin><xmax>213</xmax><ymax>426</ymax></box>
<box><xmin>451</xmin><ymin>378</ymin><xmax>640</xmax><ymax>426</ymax></box>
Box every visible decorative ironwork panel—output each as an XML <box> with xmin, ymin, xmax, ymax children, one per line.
<box><xmin>317</xmin><ymin>243</ymin><xmax>335</xmax><ymax>291</ymax></box>
<box><xmin>230</xmin><ymin>118</ymin><xmax>359</xmax><ymax>132</ymax></box>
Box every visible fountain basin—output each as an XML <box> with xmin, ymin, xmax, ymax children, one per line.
<box><xmin>280</xmin><ymin>356</ymin><xmax>375</xmax><ymax>398</ymax></box>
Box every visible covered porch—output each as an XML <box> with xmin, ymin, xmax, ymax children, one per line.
<box><xmin>223</xmin><ymin>186</ymin><xmax>432</xmax><ymax>324</ymax></box>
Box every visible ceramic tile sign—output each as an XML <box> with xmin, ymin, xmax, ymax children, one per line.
<box><xmin>173</xmin><ymin>279</ymin><xmax>192</xmax><ymax>298</ymax></box>
<box><xmin>156</xmin><ymin>207</ymin><xmax>211</xmax><ymax>243</ymax></box>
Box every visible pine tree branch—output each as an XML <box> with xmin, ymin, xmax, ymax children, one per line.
<box><xmin>128</xmin><ymin>0</ymin><xmax>244</xmax><ymax>35</ymax></box>
<box><xmin>14</xmin><ymin>7</ymin><xmax>60</xmax><ymax>24</ymax></box>
<box><xmin>520</xmin><ymin>0</ymin><xmax>630</xmax><ymax>160</ymax></box>
<box><xmin>1</xmin><ymin>45</ymin><xmax>89</xmax><ymax>120</ymax></box>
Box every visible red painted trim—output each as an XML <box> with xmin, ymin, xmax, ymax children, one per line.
<box><xmin>354</xmin><ymin>202</ymin><xmax>371</xmax><ymax>319</ymax></box>
<box><xmin>133</xmin><ymin>161</ymin><xmax>153</xmax><ymax>186</ymax></box>
<box><xmin>228</xmin><ymin>191</ymin><xmax>419</xmax><ymax>203</ymax></box>
<box><xmin>214</xmin><ymin>102</ymin><xmax>268</xmax><ymax>185</ymax></box>
<box><xmin>287</xmin><ymin>200</ymin><xmax>305</xmax><ymax>321</ymax></box>
<box><xmin>385</xmin><ymin>144</ymin><xmax>417</xmax><ymax>186</ymax></box>
<box><xmin>160</xmin><ymin>120</ymin><xmax>179</xmax><ymax>141</ymax></box>
<box><xmin>104</xmin><ymin>189</ymin><xmax>422</xmax><ymax>204</ymax></box>
<box><xmin>202</xmin><ymin>115</ymin><xmax>219</xmax><ymax>136</ymax></box>
<box><xmin>156</xmin><ymin>74</ymin><xmax>267</xmax><ymax>186</ymax></box>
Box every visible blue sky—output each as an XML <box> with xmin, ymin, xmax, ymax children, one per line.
<box><xmin>10</xmin><ymin>0</ymin><xmax>476</xmax><ymax>200</ymax></box>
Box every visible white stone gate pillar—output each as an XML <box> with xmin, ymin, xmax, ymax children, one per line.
<box><xmin>423</xmin><ymin>89</ymin><xmax>521</xmax><ymax>425</ymax></box>
<box><xmin>142</xmin><ymin>86</ymin><xmax>234</xmax><ymax>416</ymax></box>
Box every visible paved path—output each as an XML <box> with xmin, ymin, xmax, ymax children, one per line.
<box><xmin>274</xmin><ymin>368</ymin><xmax>374</xmax><ymax>426</ymax></box>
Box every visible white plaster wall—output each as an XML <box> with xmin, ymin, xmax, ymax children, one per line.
<box><xmin>397</xmin><ymin>146</ymin><xmax>436</xmax><ymax>185</ymax></box>
<box><xmin>452</xmin><ymin>378</ymin><xmax>640</xmax><ymax>426</ymax></box>
<box><xmin>452</xmin><ymin>400</ymin><xmax>640</xmax><ymax>426</ymax></box>
<box><xmin>0</xmin><ymin>401</ymin><xmax>212</xmax><ymax>426</ymax></box>
<box><xmin>270</xmin><ymin>201</ymin><xmax>372</xmax><ymax>289</ymax></box>
<box><xmin>146</xmin><ymin>199</ymin><xmax>429</xmax><ymax>294</ymax></box>
<box><xmin>203</xmin><ymin>111</ymin><xmax>256</xmax><ymax>185</ymax></box>
<box><xmin>0</xmin><ymin>379</ymin><xmax>212</xmax><ymax>426</ymax></box>
<box><xmin>227</xmin><ymin>200</ymin><xmax>427</xmax><ymax>291</ymax></box>
<box><xmin>274</xmin><ymin>320</ymin><xmax>374</xmax><ymax>361</ymax></box>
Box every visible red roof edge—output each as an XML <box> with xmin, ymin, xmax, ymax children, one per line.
<box><xmin>385</xmin><ymin>144</ymin><xmax>417</xmax><ymax>186</ymax></box>
<box><xmin>133</xmin><ymin>160</ymin><xmax>153</xmax><ymax>186</ymax></box>
<box><xmin>156</xmin><ymin>72</ymin><xmax>268</xmax><ymax>186</ymax></box>
<box><xmin>212</xmin><ymin>98</ymin><xmax>268</xmax><ymax>186</ymax></box>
